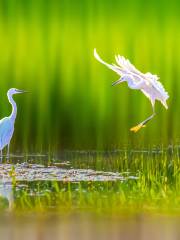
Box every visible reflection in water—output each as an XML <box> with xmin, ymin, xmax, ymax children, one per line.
<box><xmin>0</xmin><ymin>182</ymin><xmax>13</xmax><ymax>210</ymax></box>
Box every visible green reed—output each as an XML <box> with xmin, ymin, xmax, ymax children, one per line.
<box><xmin>0</xmin><ymin>0</ymin><xmax>179</xmax><ymax>150</ymax></box>
<box><xmin>0</xmin><ymin>147</ymin><xmax>178</xmax><ymax>214</ymax></box>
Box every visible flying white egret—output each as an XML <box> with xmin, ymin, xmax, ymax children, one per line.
<box><xmin>0</xmin><ymin>88</ymin><xmax>27</xmax><ymax>158</ymax></box>
<box><xmin>94</xmin><ymin>49</ymin><xmax>169</xmax><ymax>132</ymax></box>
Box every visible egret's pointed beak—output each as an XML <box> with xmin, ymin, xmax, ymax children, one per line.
<box><xmin>17</xmin><ymin>90</ymin><xmax>29</xmax><ymax>94</ymax></box>
<box><xmin>112</xmin><ymin>79</ymin><xmax>125</xmax><ymax>86</ymax></box>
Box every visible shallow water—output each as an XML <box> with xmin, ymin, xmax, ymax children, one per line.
<box><xmin>0</xmin><ymin>163</ymin><xmax>135</xmax><ymax>182</ymax></box>
<box><xmin>0</xmin><ymin>150</ymin><xmax>180</xmax><ymax>240</ymax></box>
<box><xmin>0</xmin><ymin>152</ymin><xmax>139</xmax><ymax>211</ymax></box>
<box><xmin>0</xmin><ymin>149</ymin><xmax>178</xmax><ymax>210</ymax></box>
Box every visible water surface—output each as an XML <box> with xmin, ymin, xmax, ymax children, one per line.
<box><xmin>0</xmin><ymin>150</ymin><xmax>180</xmax><ymax>240</ymax></box>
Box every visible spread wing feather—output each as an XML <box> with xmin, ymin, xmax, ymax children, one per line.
<box><xmin>116</xmin><ymin>55</ymin><xmax>143</xmax><ymax>76</ymax></box>
<box><xmin>94</xmin><ymin>48</ymin><xmax>169</xmax><ymax>107</ymax></box>
<box><xmin>94</xmin><ymin>49</ymin><xmax>127</xmax><ymax>76</ymax></box>
<box><xmin>145</xmin><ymin>73</ymin><xmax>169</xmax><ymax>100</ymax></box>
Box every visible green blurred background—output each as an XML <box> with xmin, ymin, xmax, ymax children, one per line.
<box><xmin>0</xmin><ymin>0</ymin><xmax>179</xmax><ymax>151</ymax></box>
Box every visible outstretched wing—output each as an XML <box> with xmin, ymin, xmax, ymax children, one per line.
<box><xmin>145</xmin><ymin>73</ymin><xmax>169</xmax><ymax>101</ymax></box>
<box><xmin>115</xmin><ymin>55</ymin><xmax>144</xmax><ymax>76</ymax></box>
<box><xmin>94</xmin><ymin>49</ymin><xmax>127</xmax><ymax>76</ymax></box>
<box><xmin>94</xmin><ymin>49</ymin><xmax>145</xmax><ymax>81</ymax></box>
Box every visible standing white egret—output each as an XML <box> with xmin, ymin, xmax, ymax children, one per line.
<box><xmin>0</xmin><ymin>88</ymin><xmax>27</xmax><ymax>158</ymax></box>
<box><xmin>94</xmin><ymin>49</ymin><xmax>169</xmax><ymax>132</ymax></box>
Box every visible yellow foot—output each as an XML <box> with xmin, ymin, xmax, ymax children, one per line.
<box><xmin>130</xmin><ymin>123</ymin><xmax>146</xmax><ymax>133</ymax></box>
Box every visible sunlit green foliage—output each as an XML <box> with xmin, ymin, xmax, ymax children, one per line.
<box><xmin>0</xmin><ymin>0</ymin><xmax>179</xmax><ymax>150</ymax></box>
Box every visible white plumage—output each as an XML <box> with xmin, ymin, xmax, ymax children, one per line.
<box><xmin>0</xmin><ymin>88</ymin><xmax>27</xmax><ymax>159</ymax></box>
<box><xmin>94</xmin><ymin>49</ymin><xmax>169</xmax><ymax>132</ymax></box>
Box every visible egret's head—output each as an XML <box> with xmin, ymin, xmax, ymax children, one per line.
<box><xmin>120</xmin><ymin>76</ymin><xmax>128</xmax><ymax>82</ymax></box>
<box><xmin>112</xmin><ymin>76</ymin><xmax>127</xmax><ymax>86</ymax></box>
<box><xmin>8</xmin><ymin>88</ymin><xmax>28</xmax><ymax>95</ymax></box>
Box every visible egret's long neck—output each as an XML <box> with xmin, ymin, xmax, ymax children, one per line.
<box><xmin>8</xmin><ymin>93</ymin><xmax>17</xmax><ymax>121</ymax></box>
